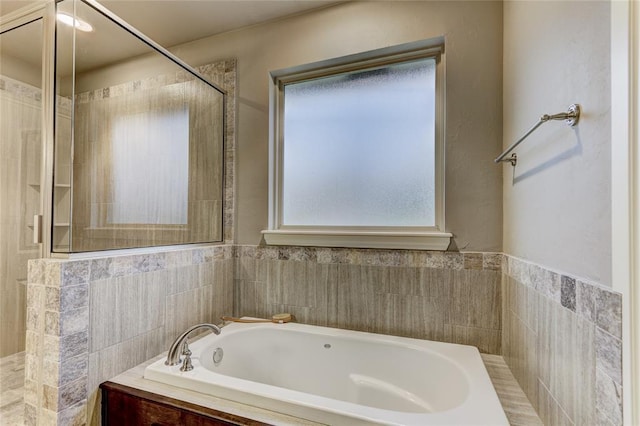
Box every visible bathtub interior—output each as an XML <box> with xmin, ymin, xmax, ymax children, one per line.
<box><xmin>145</xmin><ymin>322</ymin><xmax>508</xmax><ymax>425</ymax></box>
<box><xmin>197</xmin><ymin>327</ymin><xmax>470</xmax><ymax>413</ymax></box>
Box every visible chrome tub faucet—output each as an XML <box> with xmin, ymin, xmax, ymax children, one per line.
<box><xmin>165</xmin><ymin>323</ymin><xmax>221</xmax><ymax>368</ymax></box>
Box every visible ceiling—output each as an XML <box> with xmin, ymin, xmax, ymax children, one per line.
<box><xmin>99</xmin><ymin>0</ymin><xmax>343</xmax><ymax>48</ymax></box>
<box><xmin>1</xmin><ymin>0</ymin><xmax>343</xmax><ymax>47</ymax></box>
<box><xmin>1</xmin><ymin>0</ymin><xmax>343</xmax><ymax>76</ymax></box>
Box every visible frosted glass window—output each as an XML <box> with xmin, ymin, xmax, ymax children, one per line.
<box><xmin>282</xmin><ymin>58</ymin><xmax>436</xmax><ymax>227</ymax></box>
<box><xmin>111</xmin><ymin>107</ymin><xmax>189</xmax><ymax>224</ymax></box>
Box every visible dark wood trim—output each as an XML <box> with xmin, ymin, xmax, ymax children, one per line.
<box><xmin>100</xmin><ymin>381</ymin><xmax>272</xmax><ymax>426</ymax></box>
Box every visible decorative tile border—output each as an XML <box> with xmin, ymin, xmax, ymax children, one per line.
<box><xmin>506</xmin><ymin>256</ymin><xmax>622</xmax><ymax>338</ymax></box>
<box><xmin>0</xmin><ymin>74</ymin><xmax>71</xmax><ymax>110</ymax></box>
<box><xmin>235</xmin><ymin>245</ymin><xmax>502</xmax><ymax>271</ymax></box>
<box><xmin>0</xmin><ymin>75</ymin><xmax>41</xmax><ymax>102</ymax></box>
<box><xmin>75</xmin><ymin>72</ymin><xmax>194</xmax><ymax>104</ymax></box>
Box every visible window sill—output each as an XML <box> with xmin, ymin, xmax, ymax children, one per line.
<box><xmin>261</xmin><ymin>230</ymin><xmax>452</xmax><ymax>251</ymax></box>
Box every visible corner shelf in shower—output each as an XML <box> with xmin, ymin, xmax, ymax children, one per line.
<box><xmin>53</xmin><ymin>182</ymin><xmax>71</xmax><ymax>252</ymax></box>
<box><xmin>26</xmin><ymin>183</ymin><xmax>71</xmax><ymax>188</ymax></box>
<box><xmin>28</xmin><ymin>222</ymin><xmax>70</xmax><ymax>227</ymax></box>
<box><xmin>27</xmin><ymin>183</ymin><xmax>71</xmax><ymax>232</ymax></box>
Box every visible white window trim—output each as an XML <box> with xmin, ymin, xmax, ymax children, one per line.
<box><xmin>263</xmin><ymin>38</ymin><xmax>451</xmax><ymax>250</ymax></box>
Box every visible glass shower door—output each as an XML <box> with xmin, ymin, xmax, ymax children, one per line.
<box><xmin>0</xmin><ymin>19</ymin><xmax>44</xmax><ymax>357</ymax></box>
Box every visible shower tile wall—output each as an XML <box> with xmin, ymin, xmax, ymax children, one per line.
<box><xmin>24</xmin><ymin>245</ymin><xmax>234</xmax><ymax>426</ymax></box>
<box><xmin>198</xmin><ymin>60</ymin><xmax>237</xmax><ymax>244</ymax></box>
<box><xmin>233</xmin><ymin>245</ymin><xmax>503</xmax><ymax>354</ymax></box>
<box><xmin>502</xmin><ymin>255</ymin><xmax>623</xmax><ymax>425</ymax></box>
<box><xmin>69</xmin><ymin>59</ymin><xmax>237</xmax><ymax>252</ymax></box>
<box><xmin>0</xmin><ymin>76</ymin><xmax>43</xmax><ymax>357</ymax></box>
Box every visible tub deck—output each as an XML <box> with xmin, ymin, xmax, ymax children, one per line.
<box><xmin>0</xmin><ymin>351</ymin><xmax>542</xmax><ymax>426</ymax></box>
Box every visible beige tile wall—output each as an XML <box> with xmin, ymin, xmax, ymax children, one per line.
<box><xmin>24</xmin><ymin>245</ymin><xmax>234</xmax><ymax>425</ymax></box>
<box><xmin>24</xmin><ymin>245</ymin><xmax>505</xmax><ymax>425</ymax></box>
<box><xmin>234</xmin><ymin>246</ymin><xmax>504</xmax><ymax>354</ymax></box>
<box><xmin>25</xmin><ymin>246</ymin><xmax>626</xmax><ymax>426</ymax></box>
<box><xmin>502</xmin><ymin>255</ymin><xmax>623</xmax><ymax>425</ymax></box>
<box><xmin>197</xmin><ymin>60</ymin><xmax>237</xmax><ymax>244</ymax></box>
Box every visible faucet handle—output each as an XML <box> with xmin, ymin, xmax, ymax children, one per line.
<box><xmin>180</xmin><ymin>341</ymin><xmax>193</xmax><ymax>372</ymax></box>
<box><xmin>181</xmin><ymin>340</ymin><xmax>191</xmax><ymax>356</ymax></box>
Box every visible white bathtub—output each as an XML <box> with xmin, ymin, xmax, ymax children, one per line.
<box><xmin>144</xmin><ymin>321</ymin><xmax>508</xmax><ymax>425</ymax></box>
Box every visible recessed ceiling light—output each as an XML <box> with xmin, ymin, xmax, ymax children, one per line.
<box><xmin>56</xmin><ymin>12</ymin><xmax>93</xmax><ymax>32</ymax></box>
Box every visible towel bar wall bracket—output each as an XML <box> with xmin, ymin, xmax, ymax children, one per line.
<box><xmin>498</xmin><ymin>153</ymin><xmax>518</xmax><ymax>167</ymax></box>
<box><xmin>495</xmin><ymin>104</ymin><xmax>581</xmax><ymax>167</ymax></box>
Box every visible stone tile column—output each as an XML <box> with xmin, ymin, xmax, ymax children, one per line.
<box><xmin>25</xmin><ymin>260</ymin><xmax>90</xmax><ymax>425</ymax></box>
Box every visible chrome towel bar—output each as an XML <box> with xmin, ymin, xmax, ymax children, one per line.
<box><xmin>495</xmin><ymin>104</ymin><xmax>581</xmax><ymax>166</ymax></box>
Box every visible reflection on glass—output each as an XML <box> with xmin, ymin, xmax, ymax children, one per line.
<box><xmin>111</xmin><ymin>106</ymin><xmax>189</xmax><ymax>225</ymax></box>
<box><xmin>54</xmin><ymin>0</ymin><xmax>224</xmax><ymax>252</ymax></box>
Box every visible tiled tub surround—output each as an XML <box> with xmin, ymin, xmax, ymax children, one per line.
<box><xmin>234</xmin><ymin>245</ymin><xmax>503</xmax><ymax>355</ymax></box>
<box><xmin>502</xmin><ymin>255</ymin><xmax>623</xmax><ymax>425</ymax></box>
<box><xmin>24</xmin><ymin>245</ymin><xmax>234</xmax><ymax>425</ymax></box>
<box><xmin>24</xmin><ymin>245</ymin><xmax>623</xmax><ymax>426</ymax></box>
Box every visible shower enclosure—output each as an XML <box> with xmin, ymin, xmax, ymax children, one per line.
<box><xmin>0</xmin><ymin>17</ymin><xmax>45</xmax><ymax>357</ymax></box>
<box><xmin>0</xmin><ymin>0</ymin><xmax>225</xmax><ymax>357</ymax></box>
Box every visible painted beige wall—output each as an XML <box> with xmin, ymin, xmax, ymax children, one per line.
<box><xmin>76</xmin><ymin>1</ymin><xmax>504</xmax><ymax>251</ymax></box>
<box><xmin>0</xmin><ymin>54</ymin><xmax>40</xmax><ymax>88</ymax></box>
<box><xmin>158</xmin><ymin>1</ymin><xmax>502</xmax><ymax>251</ymax></box>
<box><xmin>503</xmin><ymin>1</ymin><xmax>611</xmax><ymax>284</ymax></box>
<box><xmin>0</xmin><ymin>17</ymin><xmax>42</xmax><ymax>89</ymax></box>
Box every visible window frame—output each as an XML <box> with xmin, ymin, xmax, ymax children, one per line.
<box><xmin>263</xmin><ymin>38</ymin><xmax>451</xmax><ymax>250</ymax></box>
